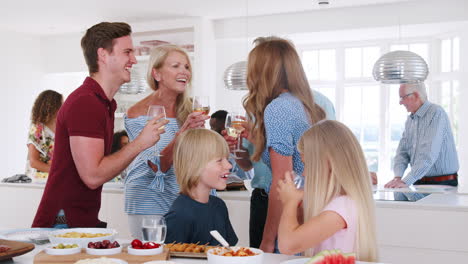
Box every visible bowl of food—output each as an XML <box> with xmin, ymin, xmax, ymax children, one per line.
<box><xmin>45</xmin><ymin>243</ymin><xmax>81</xmax><ymax>255</ymax></box>
<box><xmin>74</xmin><ymin>257</ymin><xmax>127</xmax><ymax>264</ymax></box>
<box><xmin>127</xmin><ymin>239</ymin><xmax>163</xmax><ymax>256</ymax></box>
<box><xmin>207</xmin><ymin>246</ymin><xmax>264</xmax><ymax>264</ymax></box>
<box><xmin>49</xmin><ymin>228</ymin><xmax>117</xmax><ymax>247</ymax></box>
<box><xmin>86</xmin><ymin>240</ymin><xmax>122</xmax><ymax>255</ymax></box>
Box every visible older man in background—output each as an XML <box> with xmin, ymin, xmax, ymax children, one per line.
<box><xmin>385</xmin><ymin>82</ymin><xmax>459</xmax><ymax>188</ymax></box>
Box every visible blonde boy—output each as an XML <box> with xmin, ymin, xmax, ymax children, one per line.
<box><xmin>164</xmin><ymin>128</ymin><xmax>238</xmax><ymax>245</ymax></box>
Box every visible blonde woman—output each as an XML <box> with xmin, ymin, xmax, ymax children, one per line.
<box><xmin>165</xmin><ymin>128</ymin><xmax>238</xmax><ymax>245</ymax></box>
<box><xmin>277</xmin><ymin>120</ymin><xmax>378</xmax><ymax>262</ymax></box>
<box><xmin>243</xmin><ymin>37</ymin><xmax>326</xmax><ymax>252</ymax></box>
<box><xmin>124</xmin><ymin>44</ymin><xmax>209</xmax><ymax>239</ymax></box>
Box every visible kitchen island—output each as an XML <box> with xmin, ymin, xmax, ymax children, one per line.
<box><xmin>0</xmin><ymin>238</ymin><xmax>385</xmax><ymax>264</ymax></box>
<box><xmin>1</xmin><ymin>182</ymin><xmax>467</xmax><ymax>264</ymax></box>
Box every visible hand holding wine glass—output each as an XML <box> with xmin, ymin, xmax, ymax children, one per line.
<box><xmin>225</xmin><ymin>111</ymin><xmax>247</xmax><ymax>158</ymax></box>
<box><xmin>147</xmin><ymin>105</ymin><xmax>167</xmax><ymax>156</ymax></box>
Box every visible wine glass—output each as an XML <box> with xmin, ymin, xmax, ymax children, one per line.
<box><xmin>141</xmin><ymin>215</ymin><xmax>167</xmax><ymax>243</ymax></box>
<box><xmin>192</xmin><ymin>95</ymin><xmax>210</xmax><ymax>115</ymax></box>
<box><xmin>147</xmin><ymin>105</ymin><xmax>166</xmax><ymax>156</ymax></box>
<box><xmin>225</xmin><ymin>111</ymin><xmax>246</xmax><ymax>158</ymax></box>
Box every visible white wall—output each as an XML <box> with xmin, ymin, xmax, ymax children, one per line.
<box><xmin>2</xmin><ymin>30</ymin><xmax>43</xmax><ymax>177</ymax></box>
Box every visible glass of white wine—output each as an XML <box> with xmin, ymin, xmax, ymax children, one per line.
<box><xmin>141</xmin><ymin>215</ymin><xmax>167</xmax><ymax>243</ymax></box>
<box><xmin>192</xmin><ymin>95</ymin><xmax>210</xmax><ymax>115</ymax></box>
<box><xmin>147</xmin><ymin>105</ymin><xmax>166</xmax><ymax>156</ymax></box>
<box><xmin>225</xmin><ymin>111</ymin><xmax>246</xmax><ymax>158</ymax></box>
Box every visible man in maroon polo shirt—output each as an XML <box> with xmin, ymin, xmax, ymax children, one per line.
<box><xmin>32</xmin><ymin>22</ymin><xmax>168</xmax><ymax>228</ymax></box>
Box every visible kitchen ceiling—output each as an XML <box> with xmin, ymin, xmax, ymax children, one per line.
<box><xmin>1</xmin><ymin>0</ymin><xmax>413</xmax><ymax>35</ymax></box>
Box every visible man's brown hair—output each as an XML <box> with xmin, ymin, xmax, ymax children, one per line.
<box><xmin>81</xmin><ymin>22</ymin><xmax>132</xmax><ymax>74</ymax></box>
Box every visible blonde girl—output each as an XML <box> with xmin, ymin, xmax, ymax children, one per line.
<box><xmin>277</xmin><ymin>120</ymin><xmax>378</xmax><ymax>262</ymax></box>
<box><xmin>165</xmin><ymin>128</ymin><xmax>238</xmax><ymax>245</ymax></box>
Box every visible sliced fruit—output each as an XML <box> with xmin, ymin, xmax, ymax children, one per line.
<box><xmin>306</xmin><ymin>249</ymin><xmax>355</xmax><ymax>264</ymax></box>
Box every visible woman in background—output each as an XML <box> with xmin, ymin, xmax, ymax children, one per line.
<box><xmin>111</xmin><ymin>130</ymin><xmax>129</xmax><ymax>154</ymax></box>
<box><xmin>124</xmin><ymin>44</ymin><xmax>208</xmax><ymax>239</ymax></box>
<box><xmin>243</xmin><ymin>37</ymin><xmax>326</xmax><ymax>252</ymax></box>
<box><xmin>110</xmin><ymin>130</ymin><xmax>130</xmax><ymax>182</ymax></box>
<box><xmin>26</xmin><ymin>90</ymin><xmax>63</xmax><ymax>181</ymax></box>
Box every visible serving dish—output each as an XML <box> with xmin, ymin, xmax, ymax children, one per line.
<box><xmin>45</xmin><ymin>243</ymin><xmax>81</xmax><ymax>255</ymax></box>
<box><xmin>127</xmin><ymin>245</ymin><xmax>163</xmax><ymax>256</ymax></box>
<box><xmin>74</xmin><ymin>257</ymin><xmax>128</xmax><ymax>264</ymax></box>
<box><xmin>0</xmin><ymin>228</ymin><xmax>54</xmax><ymax>243</ymax></box>
<box><xmin>207</xmin><ymin>246</ymin><xmax>264</xmax><ymax>264</ymax></box>
<box><xmin>86</xmin><ymin>245</ymin><xmax>122</xmax><ymax>256</ymax></box>
<box><xmin>49</xmin><ymin>228</ymin><xmax>117</xmax><ymax>247</ymax></box>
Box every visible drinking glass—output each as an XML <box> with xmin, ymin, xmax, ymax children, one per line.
<box><xmin>147</xmin><ymin>105</ymin><xmax>166</xmax><ymax>156</ymax></box>
<box><xmin>225</xmin><ymin>111</ymin><xmax>246</xmax><ymax>158</ymax></box>
<box><xmin>192</xmin><ymin>95</ymin><xmax>210</xmax><ymax>115</ymax></box>
<box><xmin>291</xmin><ymin>171</ymin><xmax>304</xmax><ymax>190</ymax></box>
<box><xmin>141</xmin><ymin>215</ymin><xmax>167</xmax><ymax>244</ymax></box>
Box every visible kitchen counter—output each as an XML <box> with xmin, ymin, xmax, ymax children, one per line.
<box><xmin>1</xmin><ymin>182</ymin><xmax>468</xmax><ymax>264</ymax></box>
<box><xmin>0</xmin><ymin>238</ymin><xmax>384</xmax><ymax>264</ymax></box>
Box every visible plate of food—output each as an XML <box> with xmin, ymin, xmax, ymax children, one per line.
<box><xmin>165</xmin><ymin>242</ymin><xmax>217</xmax><ymax>258</ymax></box>
<box><xmin>49</xmin><ymin>228</ymin><xmax>117</xmax><ymax>247</ymax></box>
<box><xmin>280</xmin><ymin>258</ymin><xmax>310</xmax><ymax>264</ymax></box>
<box><xmin>0</xmin><ymin>228</ymin><xmax>55</xmax><ymax>243</ymax></box>
<box><xmin>74</xmin><ymin>257</ymin><xmax>127</xmax><ymax>264</ymax></box>
<box><xmin>206</xmin><ymin>246</ymin><xmax>264</xmax><ymax>264</ymax></box>
<box><xmin>45</xmin><ymin>243</ymin><xmax>81</xmax><ymax>255</ymax></box>
<box><xmin>0</xmin><ymin>239</ymin><xmax>35</xmax><ymax>261</ymax></box>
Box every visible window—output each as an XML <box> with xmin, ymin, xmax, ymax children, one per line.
<box><xmin>441</xmin><ymin>37</ymin><xmax>460</xmax><ymax>72</ymax></box>
<box><xmin>440</xmin><ymin>81</ymin><xmax>459</xmax><ymax>144</ymax></box>
<box><xmin>301</xmin><ymin>37</ymin><xmax>460</xmax><ymax>183</ymax></box>
<box><xmin>303</xmin><ymin>49</ymin><xmax>336</xmax><ymax>81</ymax></box>
<box><xmin>342</xmin><ymin>84</ymin><xmax>380</xmax><ymax>172</ymax></box>
<box><xmin>345</xmin><ymin>46</ymin><xmax>380</xmax><ymax>78</ymax></box>
<box><xmin>390</xmin><ymin>43</ymin><xmax>429</xmax><ymax>65</ymax></box>
<box><xmin>438</xmin><ymin>36</ymin><xmax>460</xmax><ymax>144</ymax></box>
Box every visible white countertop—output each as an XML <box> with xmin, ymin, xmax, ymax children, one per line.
<box><xmin>2</xmin><ymin>182</ymin><xmax>467</xmax><ymax>211</ymax></box>
<box><xmin>0</xmin><ymin>239</ymin><xmax>383</xmax><ymax>264</ymax></box>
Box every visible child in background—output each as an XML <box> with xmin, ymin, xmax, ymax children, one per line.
<box><xmin>164</xmin><ymin>128</ymin><xmax>238</xmax><ymax>245</ymax></box>
<box><xmin>277</xmin><ymin>120</ymin><xmax>378</xmax><ymax>262</ymax></box>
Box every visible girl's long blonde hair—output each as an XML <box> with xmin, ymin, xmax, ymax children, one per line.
<box><xmin>298</xmin><ymin>120</ymin><xmax>378</xmax><ymax>262</ymax></box>
<box><xmin>243</xmin><ymin>37</ymin><xmax>326</xmax><ymax>161</ymax></box>
<box><xmin>147</xmin><ymin>44</ymin><xmax>193</xmax><ymax>124</ymax></box>
<box><xmin>173</xmin><ymin>128</ymin><xmax>230</xmax><ymax>197</ymax></box>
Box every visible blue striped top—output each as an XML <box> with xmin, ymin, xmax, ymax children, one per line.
<box><xmin>123</xmin><ymin>115</ymin><xmax>180</xmax><ymax>215</ymax></box>
<box><xmin>394</xmin><ymin>101</ymin><xmax>459</xmax><ymax>185</ymax></box>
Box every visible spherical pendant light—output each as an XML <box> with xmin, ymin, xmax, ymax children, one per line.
<box><xmin>224</xmin><ymin>61</ymin><xmax>248</xmax><ymax>90</ymax></box>
<box><xmin>373</xmin><ymin>50</ymin><xmax>429</xmax><ymax>84</ymax></box>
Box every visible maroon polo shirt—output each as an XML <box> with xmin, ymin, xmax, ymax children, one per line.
<box><xmin>32</xmin><ymin>77</ymin><xmax>116</xmax><ymax>227</ymax></box>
